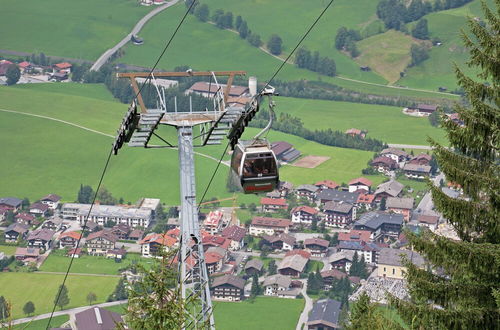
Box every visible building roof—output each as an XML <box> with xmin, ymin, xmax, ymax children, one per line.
<box><xmin>15</xmin><ymin>213</ymin><xmax>35</xmax><ymax>221</ymax></box>
<box><xmin>371</xmin><ymin>156</ymin><xmax>397</xmax><ymax>168</ymax></box>
<box><xmin>328</xmin><ymin>250</ymin><xmax>355</xmax><ymax>264</ymax></box>
<box><xmin>87</xmin><ymin>230</ymin><xmax>118</xmax><ymax>243</ymax></box>
<box><xmin>63</xmin><ymin>203</ymin><xmax>152</xmax><ymax>220</ymax></box>
<box><xmin>374</xmin><ymin>180</ymin><xmax>404</xmax><ymax>198</ymax></box>
<box><xmin>204</xmin><ymin>210</ymin><xmax>223</xmax><ymax>227</ymax></box>
<box><xmin>262</xmin><ymin>233</ymin><xmax>296</xmax><ymax>246</ymax></box>
<box><xmin>417</xmin><ymin>104</ymin><xmax>438</xmax><ymax>111</ymax></box>
<box><xmin>317</xmin><ymin>189</ymin><xmax>360</xmax><ymax>204</ymax></box>
<box><xmin>29</xmin><ymin>202</ymin><xmax>50</xmax><ymax>212</ymax></box>
<box><xmin>323</xmin><ymin>201</ymin><xmax>353</xmax><ymax>214</ymax></box>
<box><xmin>211</xmin><ymin>274</ymin><xmax>245</xmax><ymax>290</ymax></box>
<box><xmin>139</xmin><ymin>232</ymin><xmax>177</xmax><ymax>247</ymax></box>
<box><xmin>291</xmin><ymin>205</ymin><xmax>318</xmax><ymax>215</ymax></box>
<box><xmin>357</xmin><ymin>193</ymin><xmax>375</xmax><ymax>204</ymax></box>
<box><xmin>339</xmin><ymin>240</ymin><xmax>380</xmax><ymax>252</ymax></box>
<box><xmin>137</xmin><ymin>198</ymin><xmax>161</xmax><ymax>210</ymax></box>
<box><xmin>315</xmin><ymin>180</ymin><xmax>339</xmax><ymax>189</ymax></box>
<box><xmin>260</xmin><ymin>197</ymin><xmax>287</xmax><ymax>206</ymax></box>
<box><xmin>345</xmin><ymin>128</ymin><xmax>363</xmax><ymax>135</ymax></box>
<box><xmin>381</xmin><ymin>147</ymin><xmax>409</xmax><ymax>158</ymax></box>
<box><xmin>307</xmin><ymin>299</ymin><xmax>342</xmax><ymax>328</ymax></box>
<box><xmin>296</xmin><ymin>184</ymin><xmax>319</xmax><ymax>193</ymax></box>
<box><xmin>403</xmin><ymin>163</ymin><xmax>431</xmax><ymax>173</ymax></box>
<box><xmin>354</xmin><ymin>212</ymin><xmax>404</xmax><ymax>231</ymax></box>
<box><xmin>15</xmin><ymin>247</ymin><xmax>40</xmax><ymax>257</ymax></box>
<box><xmin>417</xmin><ymin>214</ymin><xmax>439</xmax><ymax>225</ymax></box>
<box><xmin>278</xmin><ymin>254</ymin><xmax>308</xmax><ymax>272</ymax></box>
<box><xmin>271</xmin><ymin>141</ymin><xmax>293</xmax><ymax>156</ymax></box>
<box><xmin>349</xmin><ymin>177</ymin><xmax>373</xmax><ymax>187</ymax></box>
<box><xmin>263</xmin><ymin>274</ymin><xmax>292</xmax><ymax>288</ymax></box>
<box><xmin>202</xmin><ymin>234</ymin><xmax>231</xmax><ymax>249</ymax></box>
<box><xmin>251</xmin><ymin>217</ymin><xmax>291</xmax><ymax>228</ymax></box>
<box><xmin>54</xmin><ymin>62</ymin><xmax>72</xmax><ymax>69</ymax></box>
<box><xmin>6</xmin><ymin>223</ymin><xmax>29</xmax><ymax>234</ymax></box>
<box><xmin>378</xmin><ymin>248</ymin><xmax>425</xmax><ymax>268</ymax></box>
<box><xmin>221</xmin><ymin>225</ymin><xmax>246</xmax><ymax>242</ymax></box>
<box><xmin>18</xmin><ymin>61</ymin><xmax>31</xmax><ymax>68</ymax></box>
<box><xmin>413</xmin><ymin>153</ymin><xmax>432</xmax><ymax>161</ymax></box>
<box><xmin>40</xmin><ymin>194</ymin><xmax>62</xmax><ymax>202</ymax></box>
<box><xmin>304</xmin><ymin>238</ymin><xmax>329</xmax><ymax>248</ymax></box>
<box><xmin>60</xmin><ymin>231</ymin><xmax>82</xmax><ymax>240</ymax></box>
<box><xmin>189</xmin><ymin>81</ymin><xmax>248</xmax><ymax>97</ymax></box>
<box><xmin>27</xmin><ymin>228</ymin><xmax>55</xmax><ymax>241</ymax></box>
<box><xmin>338</xmin><ymin>230</ymin><xmax>371</xmax><ymax>243</ymax></box>
<box><xmin>75</xmin><ymin>307</ymin><xmax>123</xmax><ymax>330</ymax></box>
<box><xmin>320</xmin><ymin>269</ymin><xmax>347</xmax><ymax>280</ymax></box>
<box><xmin>205</xmin><ymin>251</ymin><xmax>223</xmax><ymax>265</ymax></box>
<box><xmin>128</xmin><ymin>229</ymin><xmax>144</xmax><ymax>240</ymax></box>
<box><xmin>387</xmin><ymin>197</ymin><xmax>414</xmax><ymax>210</ymax></box>
<box><xmin>245</xmin><ymin>258</ymin><xmax>264</xmax><ymax>271</ymax></box>
<box><xmin>0</xmin><ymin>197</ymin><xmax>22</xmax><ymax>208</ymax></box>
<box><xmin>285</xmin><ymin>249</ymin><xmax>311</xmax><ymax>259</ymax></box>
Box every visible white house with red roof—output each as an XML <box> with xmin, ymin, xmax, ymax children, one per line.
<box><xmin>221</xmin><ymin>225</ymin><xmax>246</xmax><ymax>251</ymax></box>
<box><xmin>59</xmin><ymin>231</ymin><xmax>82</xmax><ymax>249</ymax></box>
<box><xmin>203</xmin><ymin>210</ymin><xmax>224</xmax><ymax>234</ymax></box>
<box><xmin>29</xmin><ymin>202</ymin><xmax>50</xmax><ymax>217</ymax></box>
<box><xmin>202</xmin><ymin>234</ymin><xmax>231</xmax><ymax>250</ymax></box>
<box><xmin>53</xmin><ymin>62</ymin><xmax>72</xmax><ymax>74</ymax></box>
<box><xmin>139</xmin><ymin>232</ymin><xmax>178</xmax><ymax>258</ymax></box>
<box><xmin>260</xmin><ymin>197</ymin><xmax>288</xmax><ymax>212</ymax></box>
<box><xmin>304</xmin><ymin>238</ymin><xmax>329</xmax><ymax>257</ymax></box>
<box><xmin>249</xmin><ymin>217</ymin><xmax>291</xmax><ymax>236</ymax></box>
<box><xmin>356</xmin><ymin>193</ymin><xmax>376</xmax><ymax>209</ymax></box>
<box><xmin>18</xmin><ymin>61</ymin><xmax>33</xmax><ymax>73</ymax></box>
<box><xmin>291</xmin><ymin>206</ymin><xmax>318</xmax><ymax>225</ymax></box>
<box><xmin>338</xmin><ymin>230</ymin><xmax>371</xmax><ymax>243</ymax></box>
<box><xmin>315</xmin><ymin>180</ymin><xmax>339</xmax><ymax>190</ymax></box>
<box><xmin>348</xmin><ymin>177</ymin><xmax>372</xmax><ymax>193</ymax></box>
<box><xmin>40</xmin><ymin>194</ymin><xmax>62</xmax><ymax>210</ymax></box>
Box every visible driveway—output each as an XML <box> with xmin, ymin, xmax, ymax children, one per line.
<box><xmin>295</xmin><ymin>280</ymin><xmax>312</xmax><ymax>330</ymax></box>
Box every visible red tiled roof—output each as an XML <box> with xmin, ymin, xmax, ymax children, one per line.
<box><xmin>291</xmin><ymin>206</ymin><xmax>318</xmax><ymax>215</ymax></box>
<box><xmin>54</xmin><ymin>62</ymin><xmax>72</xmax><ymax>69</ymax></box>
<box><xmin>205</xmin><ymin>251</ymin><xmax>223</xmax><ymax>264</ymax></box>
<box><xmin>260</xmin><ymin>197</ymin><xmax>287</xmax><ymax>206</ymax></box>
<box><xmin>315</xmin><ymin>180</ymin><xmax>339</xmax><ymax>189</ymax></box>
<box><xmin>18</xmin><ymin>61</ymin><xmax>31</xmax><ymax>68</ymax></box>
<box><xmin>320</xmin><ymin>269</ymin><xmax>347</xmax><ymax>280</ymax></box>
<box><xmin>371</xmin><ymin>156</ymin><xmax>397</xmax><ymax>167</ymax></box>
<box><xmin>15</xmin><ymin>213</ymin><xmax>35</xmax><ymax>221</ymax></box>
<box><xmin>418</xmin><ymin>214</ymin><xmax>439</xmax><ymax>224</ymax></box>
<box><xmin>356</xmin><ymin>193</ymin><xmax>375</xmax><ymax>204</ymax></box>
<box><xmin>202</xmin><ymin>235</ymin><xmax>231</xmax><ymax>249</ymax></box>
<box><xmin>345</xmin><ymin>128</ymin><xmax>362</xmax><ymax>135</ymax></box>
<box><xmin>285</xmin><ymin>249</ymin><xmax>311</xmax><ymax>259</ymax></box>
<box><xmin>60</xmin><ymin>231</ymin><xmax>81</xmax><ymax>240</ymax></box>
<box><xmin>251</xmin><ymin>217</ymin><xmax>291</xmax><ymax>228</ymax></box>
<box><xmin>349</xmin><ymin>177</ymin><xmax>373</xmax><ymax>187</ymax></box>
<box><xmin>221</xmin><ymin>225</ymin><xmax>246</xmax><ymax>241</ymax></box>
<box><xmin>139</xmin><ymin>232</ymin><xmax>177</xmax><ymax>247</ymax></box>
<box><xmin>338</xmin><ymin>230</ymin><xmax>371</xmax><ymax>243</ymax></box>
<box><xmin>166</xmin><ymin>228</ymin><xmax>180</xmax><ymax>238</ymax></box>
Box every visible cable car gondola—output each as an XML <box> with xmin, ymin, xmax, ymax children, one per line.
<box><xmin>230</xmin><ymin>88</ymin><xmax>279</xmax><ymax>194</ymax></box>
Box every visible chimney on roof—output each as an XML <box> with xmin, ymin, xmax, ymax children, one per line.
<box><xmin>94</xmin><ymin>307</ymin><xmax>103</xmax><ymax>325</ymax></box>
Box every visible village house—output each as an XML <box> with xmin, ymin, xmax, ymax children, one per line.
<box><xmin>15</xmin><ymin>213</ymin><xmax>38</xmax><ymax>227</ymax></box>
<box><xmin>278</xmin><ymin>254</ymin><xmax>308</xmax><ymax>277</ymax></box>
<box><xmin>211</xmin><ymin>274</ymin><xmax>246</xmax><ymax>301</ymax></box>
<box><xmin>205</xmin><ymin>251</ymin><xmax>224</xmax><ymax>275</ymax></box>
<box><xmin>260</xmin><ymin>197</ymin><xmax>288</xmax><ymax>212</ymax></box>
<box><xmin>86</xmin><ymin>230</ymin><xmax>118</xmax><ymax>256</ymax></box>
<box><xmin>59</xmin><ymin>231</ymin><xmax>81</xmax><ymax>249</ymax></box>
<box><xmin>271</xmin><ymin>141</ymin><xmax>301</xmax><ymax>163</ymax></box>
<box><xmin>291</xmin><ymin>206</ymin><xmax>318</xmax><ymax>225</ymax></box>
<box><xmin>39</xmin><ymin>194</ymin><xmax>62</xmax><ymax>210</ymax></box>
<box><xmin>244</xmin><ymin>258</ymin><xmax>264</xmax><ymax>276</ymax></box>
<box><xmin>409</xmin><ymin>153</ymin><xmax>432</xmax><ymax>166</ymax></box>
<box><xmin>338</xmin><ymin>240</ymin><xmax>380</xmax><ymax>263</ymax></box>
<box><xmin>0</xmin><ymin>207</ymin><xmax>9</xmax><ymax>223</ymax></box>
<box><xmin>106</xmin><ymin>248</ymin><xmax>126</xmax><ymax>260</ymax></box>
<box><xmin>307</xmin><ymin>299</ymin><xmax>342</xmax><ymax>330</ymax></box>
<box><xmin>348</xmin><ymin>177</ymin><xmax>372</xmax><ymax>193</ymax></box>
<box><xmin>338</xmin><ymin>230</ymin><xmax>372</xmax><ymax>244</ymax></box>
<box><xmin>53</xmin><ymin>62</ymin><xmax>72</xmax><ymax>74</ymax></box>
<box><xmin>110</xmin><ymin>223</ymin><xmax>131</xmax><ymax>240</ymax></box>
<box><xmin>62</xmin><ymin>203</ymin><xmax>153</xmax><ymax>228</ymax></box>
<box><xmin>409</xmin><ymin>104</ymin><xmax>438</xmax><ymax>116</ymax></box>
<box><xmin>295</xmin><ymin>184</ymin><xmax>319</xmax><ymax>201</ymax></box>
<box><xmin>371</xmin><ymin>156</ymin><xmax>398</xmax><ymax>174</ymax></box>
<box><xmin>128</xmin><ymin>229</ymin><xmax>144</xmax><ymax>241</ymax></box>
<box><xmin>374</xmin><ymin>180</ymin><xmax>404</xmax><ymax>202</ymax></box>
<box><xmin>329</xmin><ymin>250</ymin><xmax>355</xmax><ymax>272</ymax></box>
<box><xmin>249</xmin><ymin>217</ymin><xmax>291</xmax><ymax>236</ymax></box>
<box><xmin>354</xmin><ymin>212</ymin><xmax>404</xmax><ymax>241</ymax></box>
<box><xmin>322</xmin><ymin>201</ymin><xmax>354</xmax><ymax>228</ymax></box>
<box><xmin>29</xmin><ymin>202</ymin><xmax>50</xmax><ymax>217</ymax></box>
<box><xmin>380</xmin><ymin>148</ymin><xmax>410</xmax><ymax>164</ymax></box>
<box><xmin>261</xmin><ymin>233</ymin><xmax>296</xmax><ymax>251</ymax></box>
<box><xmin>42</xmin><ymin>218</ymin><xmax>63</xmax><ymax>231</ymax></box>
<box><xmin>0</xmin><ymin>197</ymin><xmax>22</xmax><ymax>211</ymax></box>
<box><xmin>345</xmin><ymin>128</ymin><xmax>366</xmax><ymax>139</ymax></box>
<box><xmin>75</xmin><ymin>307</ymin><xmax>123</xmax><ymax>330</ymax></box>
<box><xmin>221</xmin><ymin>225</ymin><xmax>246</xmax><ymax>251</ymax></box>
<box><xmin>203</xmin><ymin>210</ymin><xmax>224</xmax><ymax>234</ymax></box>
<box><xmin>27</xmin><ymin>228</ymin><xmax>55</xmax><ymax>250</ymax></box>
<box><xmin>202</xmin><ymin>234</ymin><xmax>231</xmax><ymax>251</ymax></box>
<box><xmin>15</xmin><ymin>247</ymin><xmax>40</xmax><ymax>264</ymax></box>
<box><xmin>139</xmin><ymin>232</ymin><xmax>178</xmax><ymax>258</ymax></box>
<box><xmin>320</xmin><ymin>269</ymin><xmax>347</xmax><ymax>290</ymax></box>
<box><xmin>263</xmin><ymin>274</ymin><xmax>291</xmax><ymax>296</ymax></box>
<box><xmin>403</xmin><ymin>163</ymin><xmax>432</xmax><ymax>179</ymax></box>
<box><xmin>356</xmin><ymin>193</ymin><xmax>376</xmax><ymax>210</ymax></box>
<box><xmin>315</xmin><ymin>180</ymin><xmax>340</xmax><ymax>191</ymax></box>
<box><xmin>67</xmin><ymin>247</ymin><xmax>82</xmax><ymax>258</ymax></box>
<box><xmin>18</xmin><ymin>61</ymin><xmax>33</xmax><ymax>73</ymax></box>
<box><xmin>316</xmin><ymin>189</ymin><xmax>360</xmax><ymax>205</ymax></box>
<box><xmin>278</xmin><ymin>181</ymin><xmax>294</xmax><ymax>197</ymax></box>
<box><xmin>377</xmin><ymin>248</ymin><xmax>425</xmax><ymax>279</ymax></box>
<box><xmin>206</xmin><ymin>246</ymin><xmax>229</xmax><ymax>263</ymax></box>
<box><xmin>304</xmin><ymin>238</ymin><xmax>329</xmax><ymax>257</ymax></box>
<box><xmin>387</xmin><ymin>197</ymin><xmax>414</xmax><ymax>221</ymax></box>
<box><xmin>4</xmin><ymin>223</ymin><xmax>29</xmax><ymax>242</ymax></box>
<box><xmin>416</xmin><ymin>214</ymin><xmax>440</xmax><ymax>231</ymax></box>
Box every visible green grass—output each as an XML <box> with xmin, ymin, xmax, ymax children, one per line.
<box><xmin>0</xmin><ymin>245</ymin><xmax>17</xmax><ymax>256</ymax></box>
<box><xmin>213</xmin><ymin>297</ymin><xmax>304</xmax><ymax>330</ymax></box>
<box><xmin>356</xmin><ymin>30</ymin><xmax>420</xmax><ymax>84</ymax></box>
<box><xmin>274</xmin><ymin>97</ymin><xmax>447</xmax><ymax>145</ymax></box>
<box><xmin>0</xmin><ymin>0</ymin><xmax>149</xmax><ymax>60</ymax></box>
<box><xmin>12</xmin><ymin>315</ymin><xmax>70</xmax><ymax>330</ymax></box>
<box><xmin>39</xmin><ymin>250</ymin><xmax>152</xmax><ymax>275</ymax></box>
<box><xmin>0</xmin><ymin>272</ymin><xmax>119</xmax><ymax>319</ymax></box>
<box><xmin>305</xmin><ymin>260</ymin><xmax>324</xmax><ymax>273</ymax></box>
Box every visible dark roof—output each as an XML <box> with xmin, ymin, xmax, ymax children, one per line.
<box><xmin>271</xmin><ymin>141</ymin><xmax>293</xmax><ymax>156</ymax></box>
<box><xmin>354</xmin><ymin>212</ymin><xmax>404</xmax><ymax>230</ymax></box>
<box><xmin>296</xmin><ymin>184</ymin><xmax>319</xmax><ymax>193</ymax></box>
<box><xmin>87</xmin><ymin>230</ymin><xmax>118</xmax><ymax>243</ymax></box>
<box><xmin>317</xmin><ymin>189</ymin><xmax>359</xmax><ymax>204</ymax></box>
<box><xmin>221</xmin><ymin>225</ymin><xmax>246</xmax><ymax>242</ymax></box>
<box><xmin>281</xmin><ymin>149</ymin><xmax>301</xmax><ymax>162</ymax></box>
<box><xmin>262</xmin><ymin>233</ymin><xmax>296</xmax><ymax>246</ymax></box>
<box><xmin>245</xmin><ymin>258</ymin><xmax>264</xmax><ymax>271</ymax></box>
<box><xmin>304</xmin><ymin>238</ymin><xmax>329</xmax><ymax>248</ymax></box>
<box><xmin>371</xmin><ymin>156</ymin><xmax>397</xmax><ymax>168</ymax></box>
<box><xmin>323</xmin><ymin>201</ymin><xmax>353</xmax><ymax>213</ymax></box>
<box><xmin>307</xmin><ymin>299</ymin><xmax>342</xmax><ymax>328</ymax></box>
<box><xmin>0</xmin><ymin>197</ymin><xmax>22</xmax><ymax>208</ymax></box>
<box><xmin>75</xmin><ymin>306</ymin><xmax>123</xmax><ymax>330</ymax></box>
<box><xmin>40</xmin><ymin>194</ymin><xmax>61</xmax><ymax>202</ymax></box>
<box><xmin>403</xmin><ymin>163</ymin><xmax>431</xmax><ymax>173</ymax></box>
<box><xmin>339</xmin><ymin>240</ymin><xmax>380</xmax><ymax>252</ymax></box>
<box><xmin>211</xmin><ymin>274</ymin><xmax>245</xmax><ymax>290</ymax></box>
<box><xmin>417</xmin><ymin>214</ymin><xmax>439</xmax><ymax>224</ymax></box>
<box><xmin>27</xmin><ymin>228</ymin><xmax>55</xmax><ymax>241</ymax></box>
<box><xmin>374</xmin><ymin>180</ymin><xmax>404</xmax><ymax>197</ymax></box>
<box><xmin>378</xmin><ymin>248</ymin><xmax>425</xmax><ymax>267</ymax></box>
<box><xmin>417</xmin><ymin>104</ymin><xmax>438</xmax><ymax>111</ymax></box>
<box><xmin>320</xmin><ymin>269</ymin><xmax>347</xmax><ymax>280</ymax></box>
<box><xmin>29</xmin><ymin>202</ymin><xmax>49</xmax><ymax>212</ymax></box>
<box><xmin>6</xmin><ymin>223</ymin><xmax>29</xmax><ymax>234</ymax></box>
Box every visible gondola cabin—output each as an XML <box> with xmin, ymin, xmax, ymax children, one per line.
<box><xmin>231</xmin><ymin>140</ymin><xmax>279</xmax><ymax>194</ymax></box>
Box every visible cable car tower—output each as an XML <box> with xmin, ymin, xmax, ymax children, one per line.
<box><xmin>112</xmin><ymin>70</ymin><xmax>276</xmax><ymax>329</ymax></box>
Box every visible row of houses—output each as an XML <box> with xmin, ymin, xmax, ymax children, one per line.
<box><xmin>371</xmin><ymin>148</ymin><xmax>433</xmax><ymax>178</ymax></box>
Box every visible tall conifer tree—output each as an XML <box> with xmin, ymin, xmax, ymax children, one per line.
<box><xmin>391</xmin><ymin>1</ymin><xmax>500</xmax><ymax>328</ymax></box>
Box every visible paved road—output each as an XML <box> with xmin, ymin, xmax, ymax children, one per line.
<box><xmin>388</xmin><ymin>143</ymin><xmax>433</xmax><ymax>150</ymax></box>
<box><xmin>415</xmin><ymin>172</ymin><xmax>444</xmax><ymax>214</ymax></box>
<box><xmin>296</xmin><ymin>280</ymin><xmax>312</xmax><ymax>330</ymax></box>
<box><xmin>90</xmin><ymin>0</ymin><xmax>180</xmax><ymax>71</ymax></box>
<box><xmin>9</xmin><ymin>300</ymin><xmax>127</xmax><ymax>326</ymax></box>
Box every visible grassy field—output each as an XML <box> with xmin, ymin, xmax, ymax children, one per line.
<box><xmin>213</xmin><ymin>297</ymin><xmax>304</xmax><ymax>330</ymax></box>
<box><xmin>356</xmin><ymin>30</ymin><xmax>420</xmax><ymax>84</ymax></box>
<box><xmin>0</xmin><ymin>0</ymin><xmax>149</xmax><ymax>60</ymax></box>
<box><xmin>39</xmin><ymin>250</ymin><xmax>152</xmax><ymax>275</ymax></box>
<box><xmin>0</xmin><ymin>245</ymin><xmax>17</xmax><ymax>256</ymax></box>
<box><xmin>274</xmin><ymin>97</ymin><xmax>447</xmax><ymax>145</ymax></box>
<box><xmin>0</xmin><ymin>272</ymin><xmax>119</xmax><ymax>319</ymax></box>
<box><xmin>12</xmin><ymin>315</ymin><xmax>70</xmax><ymax>330</ymax></box>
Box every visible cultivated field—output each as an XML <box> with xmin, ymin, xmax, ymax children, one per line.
<box><xmin>0</xmin><ymin>0</ymin><xmax>149</xmax><ymax>60</ymax></box>
<box><xmin>0</xmin><ymin>272</ymin><xmax>119</xmax><ymax>319</ymax></box>
<box><xmin>292</xmin><ymin>155</ymin><xmax>330</xmax><ymax>168</ymax></box>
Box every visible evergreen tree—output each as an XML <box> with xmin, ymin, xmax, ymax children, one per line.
<box><xmin>194</xmin><ymin>3</ymin><xmax>209</xmax><ymax>22</ymax></box>
<box><xmin>295</xmin><ymin>47</ymin><xmax>312</xmax><ymax>68</ymax></box>
<box><xmin>77</xmin><ymin>184</ymin><xmax>94</xmax><ymax>204</ymax></box>
<box><xmin>410</xmin><ymin>44</ymin><xmax>429</xmax><ymax>66</ymax></box>
<box><xmin>108</xmin><ymin>277</ymin><xmax>128</xmax><ymax>301</ymax></box>
<box><xmin>212</xmin><ymin>9</ymin><xmax>224</xmax><ymax>28</ymax></box>
<box><xmin>97</xmin><ymin>186</ymin><xmax>117</xmax><ymax>205</ymax></box>
<box><xmin>380</xmin><ymin>197</ymin><xmax>387</xmax><ymax>210</ymax></box>
<box><xmin>185</xmin><ymin>0</ymin><xmax>198</xmax><ymax>13</ymax></box>
<box><xmin>222</xmin><ymin>11</ymin><xmax>233</xmax><ymax>29</ymax></box>
<box><xmin>6</xmin><ymin>65</ymin><xmax>20</xmax><ymax>86</ymax></box>
<box><xmin>306</xmin><ymin>272</ymin><xmax>319</xmax><ymax>295</ymax></box>
<box><xmin>23</xmin><ymin>301</ymin><xmax>35</xmax><ymax>316</ymax></box>
<box><xmin>235</xmin><ymin>15</ymin><xmax>242</xmax><ymax>30</ymax></box>
<box><xmin>267</xmin><ymin>34</ymin><xmax>283</xmax><ymax>55</ymax></box>
<box><xmin>412</xmin><ymin>18</ymin><xmax>429</xmax><ymax>39</ymax></box>
<box><xmin>268</xmin><ymin>260</ymin><xmax>277</xmax><ymax>275</ymax></box>
<box><xmin>0</xmin><ymin>296</ymin><xmax>9</xmax><ymax>321</ymax></box>
<box><xmin>238</xmin><ymin>20</ymin><xmax>249</xmax><ymax>39</ymax></box>
<box><xmin>54</xmin><ymin>285</ymin><xmax>70</xmax><ymax>310</ymax></box>
<box><xmin>390</xmin><ymin>1</ymin><xmax>500</xmax><ymax>328</ymax></box>
<box><xmin>311</xmin><ymin>217</ymin><xmax>318</xmax><ymax>231</ymax></box>
<box><xmin>344</xmin><ymin>292</ymin><xmax>400</xmax><ymax>329</ymax></box>
<box><xmin>250</xmin><ymin>273</ymin><xmax>260</xmax><ymax>297</ymax></box>
<box><xmin>248</xmin><ymin>33</ymin><xmax>262</xmax><ymax>47</ymax></box>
